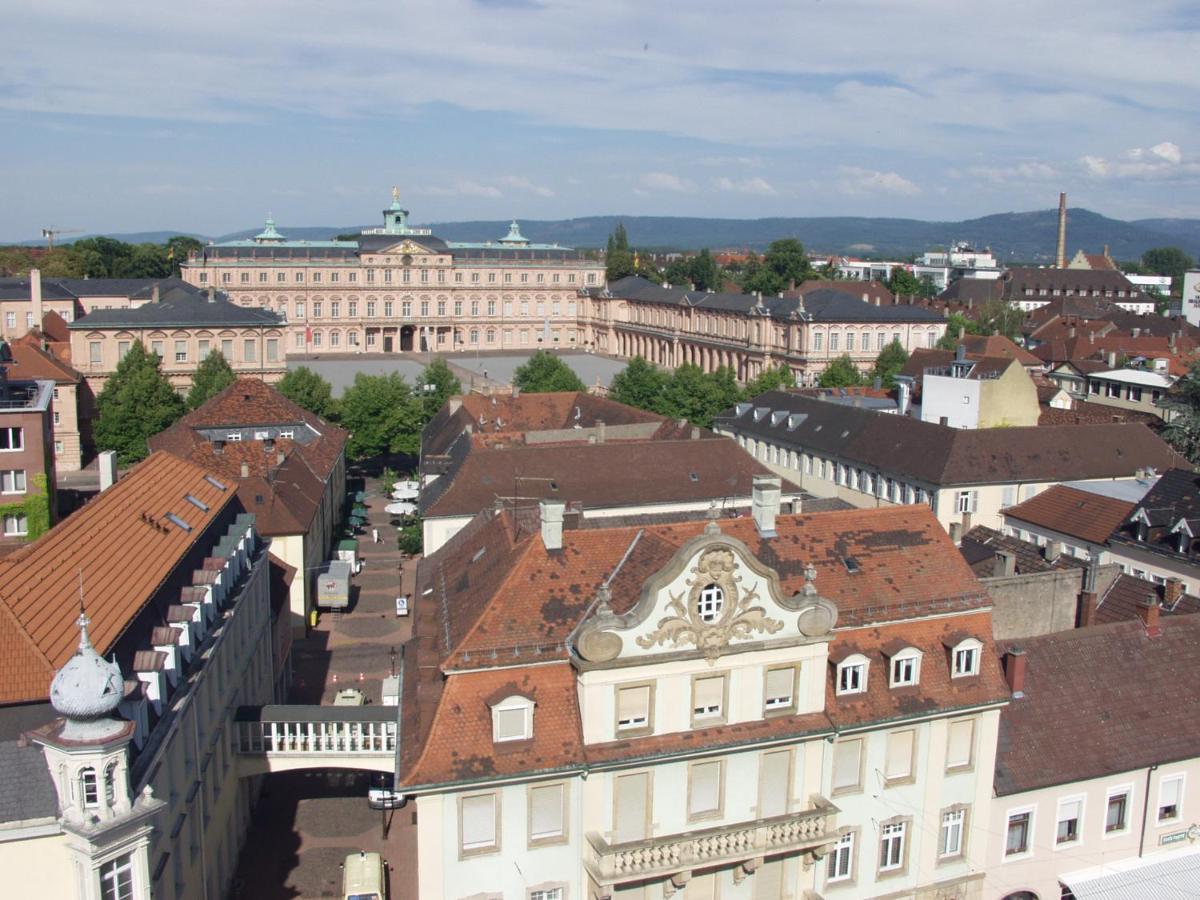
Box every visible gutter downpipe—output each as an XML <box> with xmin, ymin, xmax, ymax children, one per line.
<box><xmin>1139</xmin><ymin>763</ymin><xmax>1158</xmax><ymax>858</ymax></box>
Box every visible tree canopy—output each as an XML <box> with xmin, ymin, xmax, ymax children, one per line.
<box><xmin>417</xmin><ymin>358</ymin><xmax>463</xmax><ymax>423</ymax></box>
<box><xmin>608</xmin><ymin>356</ymin><xmax>669</xmax><ymax>410</ymax></box>
<box><xmin>887</xmin><ymin>267</ymin><xmax>936</xmax><ymax>299</ymax></box>
<box><xmin>93</xmin><ymin>341</ymin><xmax>185</xmax><ymax>465</ymax></box>
<box><xmin>186</xmin><ymin>350</ymin><xmax>236</xmax><ymax>410</ymax></box>
<box><xmin>817</xmin><ymin>354</ymin><xmax>866</xmax><ymax>388</ymax></box>
<box><xmin>338</xmin><ymin>372</ymin><xmax>423</xmax><ymax>459</ymax></box>
<box><xmin>1142</xmin><ymin>247</ymin><xmax>1195</xmax><ymax>294</ymax></box>
<box><xmin>871</xmin><ymin>340</ymin><xmax>910</xmax><ymax>389</ymax></box>
<box><xmin>664</xmin><ymin>249</ymin><xmax>721</xmax><ymax>291</ymax></box>
<box><xmin>1162</xmin><ymin>359</ymin><xmax>1200</xmax><ymax>464</ymax></box>
<box><xmin>743</xmin><ymin>363</ymin><xmax>796</xmax><ymax>398</ymax></box>
<box><xmin>656</xmin><ymin>363</ymin><xmax>741</xmax><ymax>429</ymax></box>
<box><xmin>513</xmin><ymin>351</ymin><xmax>586</xmax><ymax>393</ymax></box>
<box><xmin>276</xmin><ymin>366</ymin><xmax>336</xmax><ymax>419</ymax></box>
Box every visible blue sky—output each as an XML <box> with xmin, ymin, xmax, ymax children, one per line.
<box><xmin>3</xmin><ymin>0</ymin><xmax>1199</xmax><ymax>241</ymax></box>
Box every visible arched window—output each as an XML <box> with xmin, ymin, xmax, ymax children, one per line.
<box><xmin>80</xmin><ymin>767</ymin><xmax>99</xmax><ymax>808</ymax></box>
<box><xmin>836</xmin><ymin>654</ymin><xmax>869</xmax><ymax>695</ymax></box>
<box><xmin>491</xmin><ymin>695</ymin><xmax>534</xmax><ymax>742</ymax></box>
<box><xmin>104</xmin><ymin>761</ymin><xmax>118</xmax><ymax>806</ymax></box>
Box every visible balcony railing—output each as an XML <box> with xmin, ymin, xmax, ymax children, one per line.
<box><xmin>584</xmin><ymin>799</ymin><xmax>837</xmax><ymax>887</ymax></box>
<box><xmin>234</xmin><ymin>706</ymin><xmax>397</xmax><ymax>757</ymax></box>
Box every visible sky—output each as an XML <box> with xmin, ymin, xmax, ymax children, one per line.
<box><xmin>3</xmin><ymin>0</ymin><xmax>1199</xmax><ymax>242</ymax></box>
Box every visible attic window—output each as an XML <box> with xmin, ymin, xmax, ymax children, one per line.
<box><xmin>492</xmin><ymin>696</ymin><xmax>533</xmax><ymax>742</ymax></box>
<box><xmin>843</xmin><ymin>555</ymin><xmax>861</xmax><ymax>574</ymax></box>
<box><xmin>549</xmin><ymin>481</ymin><xmax>558</xmax><ymax>491</ymax></box>
<box><xmin>255</xmin><ymin>494</ymin><xmax>264</xmax><ymax>504</ymax></box>
<box><xmin>225</xmin><ymin>432</ymin><xmax>242</xmax><ymax>442</ymax></box>
<box><xmin>185</xmin><ymin>494</ymin><xmax>209</xmax><ymax>512</ymax></box>
<box><xmin>890</xmin><ymin>648</ymin><xmax>922</xmax><ymax>687</ymax></box>
<box><xmin>203</xmin><ymin>475</ymin><xmax>227</xmax><ymax>491</ymax></box>
<box><xmin>164</xmin><ymin>513</ymin><xmax>191</xmax><ymax>533</ymax></box>
<box><xmin>689</xmin><ymin>472</ymin><xmax>699</xmax><ymax>482</ymax></box>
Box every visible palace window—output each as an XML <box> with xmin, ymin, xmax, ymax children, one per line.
<box><xmin>884</xmin><ymin>729</ymin><xmax>915</xmax><ymax>783</ymax></box>
<box><xmin>528</xmin><ymin>783</ymin><xmax>566</xmax><ymax>844</ymax></box>
<box><xmin>879</xmin><ymin>821</ymin><xmax>907</xmax><ymax>872</ymax></box>
<box><xmin>940</xmin><ymin>809</ymin><xmax>965</xmax><ymax>858</ymax></box>
<box><xmin>946</xmin><ymin>718</ymin><xmax>974</xmax><ymax>771</ymax></box>
<box><xmin>696</xmin><ymin>583</ymin><xmax>724</xmax><ymax>622</ymax></box>
<box><xmin>80</xmin><ymin>767</ymin><xmax>99</xmax><ymax>808</ymax></box>
<box><xmin>366</xmin><ymin>300</ymin><xmax>376</xmax><ymax>316</ymax></box>
<box><xmin>99</xmin><ymin>853</ymin><xmax>134</xmax><ymax>900</ymax></box>
<box><xmin>763</xmin><ymin>666</ymin><xmax>795</xmax><ymax>712</ymax></box>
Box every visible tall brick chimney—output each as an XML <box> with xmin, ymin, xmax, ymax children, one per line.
<box><xmin>30</xmin><ymin>267</ymin><xmax>43</xmax><ymax>334</ymax></box>
<box><xmin>1138</xmin><ymin>596</ymin><xmax>1162</xmax><ymax>637</ymax></box>
<box><xmin>1004</xmin><ymin>648</ymin><xmax>1027</xmax><ymax>697</ymax></box>
<box><xmin>1055</xmin><ymin>192</ymin><xmax>1068</xmax><ymax>268</ymax></box>
<box><xmin>1077</xmin><ymin>558</ymin><xmax>1099</xmax><ymax>627</ymax></box>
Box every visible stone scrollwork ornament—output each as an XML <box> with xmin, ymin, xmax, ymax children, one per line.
<box><xmin>636</xmin><ymin>546</ymin><xmax>784</xmax><ymax>661</ymax></box>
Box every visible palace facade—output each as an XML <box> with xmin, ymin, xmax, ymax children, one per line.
<box><xmin>181</xmin><ymin>192</ymin><xmax>605</xmax><ymax>356</ymax></box>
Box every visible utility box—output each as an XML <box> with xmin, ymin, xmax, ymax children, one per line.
<box><xmin>381</xmin><ymin>676</ymin><xmax>400</xmax><ymax>707</ymax></box>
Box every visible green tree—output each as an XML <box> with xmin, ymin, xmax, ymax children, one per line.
<box><xmin>1142</xmin><ymin>247</ymin><xmax>1195</xmax><ymax>294</ymax></box>
<box><xmin>655</xmin><ymin>364</ymin><xmax>742</xmax><ymax>429</ymax></box>
<box><xmin>871</xmin><ymin>340</ymin><xmax>910</xmax><ymax>389</ymax></box>
<box><xmin>888</xmin><ymin>267</ymin><xmax>924</xmax><ymax>297</ymax></box>
<box><xmin>666</xmin><ymin>249</ymin><xmax>721</xmax><ymax>291</ymax></box>
<box><xmin>338</xmin><ymin>372</ymin><xmax>423</xmax><ymax>459</ymax></box>
<box><xmin>1161</xmin><ymin>359</ymin><xmax>1200</xmax><ymax>463</ymax></box>
<box><xmin>514</xmin><ymin>351</ymin><xmax>586</xmax><ymax>393</ymax></box>
<box><xmin>417</xmin><ymin>358</ymin><xmax>462</xmax><ymax>422</ymax></box>
<box><xmin>763</xmin><ymin>239</ymin><xmax>811</xmax><ymax>288</ymax></box>
<box><xmin>121</xmin><ymin>243</ymin><xmax>170</xmax><ymax>279</ymax></box>
<box><xmin>817</xmin><ymin>354</ymin><xmax>866</xmax><ymax>388</ymax></box>
<box><xmin>609</xmin><ymin>356</ymin><xmax>669</xmax><ymax>411</ymax></box>
<box><xmin>276</xmin><ymin>366</ymin><xmax>336</xmax><ymax>419</ymax></box>
<box><xmin>741</xmin><ymin>257</ymin><xmax>785</xmax><ymax>297</ymax></box>
<box><xmin>93</xmin><ymin>341</ymin><xmax>185</xmax><ymax>464</ymax></box>
<box><xmin>397</xmin><ymin>519</ymin><xmax>423</xmax><ymax>555</ymax></box>
<box><xmin>186</xmin><ymin>350</ymin><xmax>236</xmax><ymax>410</ymax></box>
<box><xmin>743</xmin><ymin>363</ymin><xmax>796</xmax><ymax>398</ymax></box>
<box><xmin>605</xmin><ymin>223</ymin><xmax>635</xmax><ymax>282</ymax></box>
<box><xmin>165</xmin><ymin>236</ymin><xmax>203</xmax><ymax>276</ymax></box>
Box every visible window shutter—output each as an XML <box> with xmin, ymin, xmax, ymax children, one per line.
<box><xmin>969</xmin><ymin>490</ymin><xmax>979</xmax><ymax>513</ymax></box>
<box><xmin>1060</xmin><ymin>798</ymin><xmax>1082</xmax><ymax>823</ymax></box>
<box><xmin>765</xmin><ymin>667</ymin><xmax>794</xmax><ymax>707</ymax></box>
<box><xmin>494</xmin><ymin>706</ymin><xmax>527</xmax><ymax>741</ymax></box>
<box><xmin>689</xmin><ymin>761</ymin><xmax>722</xmax><ymax>817</ymax></box>
<box><xmin>693</xmin><ymin>676</ymin><xmax>724</xmax><ymax>716</ymax></box>
<box><xmin>617</xmin><ymin>685</ymin><xmax>650</xmax><ymax>727</ymax></box>
<box><xmin>530</xmin><ymin>784</ymin><xmax>563</xmax><ymax>839</ymax></box>
<box><xmin>759</xmin><ymin>750</ymin><xmax>791</xmax><ymax>818</ymax></box>
<box><xmin>946</xmin><ymin>719</ymin><xmax>974</xmax><ymax>769</ymax></box>
<box><xmin>614</xmin><ymin>773</ymin><xmax>648</xmax><ymax>843</ymax></box>
<box><xmin>461</xmin><ymin>794</ymin><xmax>496</xmax><ymax>849</ymax></box>
<box><xmin>885</xmin><ymin>730</ymin><xmax>914</xmax><ymax>780</ymax></box>
<box><xmin>832</xmin><ymin>739</ymin><xmax>861</xmax><ymax>790</ymax></box>
<box><xmin>1161</xmin><ymin>777</ymin><xmax>1182</xmax><ymax>810</ymax></box>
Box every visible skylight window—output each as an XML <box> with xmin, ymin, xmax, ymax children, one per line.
<box><xmin>184</xmin><ymin>494</ymin><xmax>209</xmax><ymax>512</ymax></box>
<box><xmin>689</xmin><ymin>472</ymin><xmax>699</xmax><ymax>482</ymax></box>
<box><xmin>203</xmin><ymin>475</ymin><xmax>227</xmax><ymax>491</ymax></box>
<box><xmin>164</xmin><ymin>513</ymin><xmax>192</xmax><ymax>533</ymax></box>
<box><xmin>843</xmin><ymin>555</ymin><xmax>861</xmax><ymax>573</ymax></box>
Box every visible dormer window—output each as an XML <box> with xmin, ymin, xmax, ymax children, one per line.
<box><xmin>491</xmin><ymin>695</ymin><xmax>533</xmax><ymax>743</ymax></box>
<box><xmin>889</xmin><ymin>648</ymin><xmax>922</xmax><ymax>687</ymax></box>
<box><xmin>836</xmin><ymin>654</ymin><xmax>869</xmax><ymax>695</ymax></box>
<box><xmin>950</xmin><ymin>638</ymin><xmax>983</xmax><ymax>678</ymax></box>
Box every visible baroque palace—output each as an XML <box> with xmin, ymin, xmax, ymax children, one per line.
<box><xmin>181</xmin><ymin>191</ymin><xmax>946</xmax><ymax>384</ymax></box>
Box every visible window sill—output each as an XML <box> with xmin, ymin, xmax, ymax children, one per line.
<box><xmin>831</xmin><ymin>785</ymin><xmax>863</xmax><ymax>798</ymax></box>
<box><xmin>876</xmin><ymin>866</ymin><xmax>908</xmax><ymax>880</ymax></box>
<box><xmin>883</xmin><ymin>775</ymin><xmax>916</xmax><ymax>789</ymax></box>
<box><xmin>459</xmin><ymin>844</ymin><xmax>501</xmax><ymax>860</ymax></box>
<box><xmin>527</xmin><ymin>834</ymin><xmax>568</xmax><ymax>850</ymax></box>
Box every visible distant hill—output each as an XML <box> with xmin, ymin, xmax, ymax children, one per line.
<box><xmin>14</xmin><ymin>208</ymin><xmax>1200</xmax><ymax>260</ymax></box>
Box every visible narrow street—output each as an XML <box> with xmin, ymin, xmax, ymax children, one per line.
<box><xmin>231</xmin><ymin>470</ymin><xmax>420</xmax><ymax>899</ymax></box>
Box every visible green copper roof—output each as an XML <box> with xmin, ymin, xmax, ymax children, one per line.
<box><xmin>498</xmin><ymin>220</ymin><xmax>529</xmax><ymax>244</ymax></box>
<box><xmin>254</xmin><ymin>216</ymin><xmax>286</xmax><ymax>242</ymax></box>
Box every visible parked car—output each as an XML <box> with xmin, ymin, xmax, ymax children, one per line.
<box><xmin>333</xmin><ymin>687</ymin><xmax>366</xmax><ymax>706</ymax></box>
<box><xmin>342</xmin><ymin>850</ymin><xmax>387</xmax><ymax>900</ymax></box>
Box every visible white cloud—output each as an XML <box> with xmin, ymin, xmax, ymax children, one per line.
<box><xmin>836</xmin><ymin>166</ymin><xmax>920</xmax><ymax>196</ymax></box>
<box><xmin>637</xmin><ymin>172</ymin><xmax>695</xmax><ymax>193</ymax></box>
<box><xmin>1079</xmin><ymin>142</ymin><xmax>1199</xmax><ymax>180</ymax></box>
<box><xmin>419</xmin><ymin>180</ymin><xmax>504</xmax><ymax>198</ymax></box>
<box><xmin>500</xmin><ymin>175</ymin><xmax>555</xmax><ymax>197</ymax></box>
<box><xmin>714</xmin><ymin>176</ymin><xmax>777</xmax><ymax>195</ymax></box>
<box><xmin>967</xmin><ymin>161</ymin><xmax>1059</xmax><ymax>183</ymax></box>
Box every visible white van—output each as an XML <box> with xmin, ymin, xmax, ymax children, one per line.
<box><xmin>342</xmin><ymin>850</ymin><xmax>386</xmax><ymax>900</ymax></box>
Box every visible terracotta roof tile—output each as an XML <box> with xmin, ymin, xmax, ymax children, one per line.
<box><xmin>0</xmin><ymin>452</ymin><xmax>235</xmax><ymax>705</ymax></box>
<box><xmin>1094</xmin><ymin>574</ymin><xmax>1200</xmax><ymax>625</ymax></box>
<box><xmin>1003</xmin><ymin>485</ymin><xmax>1134</xmax><ymax>544</ymax></box>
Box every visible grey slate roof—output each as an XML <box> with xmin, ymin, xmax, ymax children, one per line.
<box><xmin>0</xmin><ymin>277</ymin><xmax>77</xmax><ymax>302</ymax></box>
<box><xmin>715</xmin><ymin>389</ymin><xmax>1185</xmax><ymax>487</ymax></box>
<box><xmin>68</xmin><ymin>286</ymin><xmax>283</xmax><ymax>329</ymax></box>
<box><xmin>0</xmin><ymin>276</ymin><xmax>195</xmax><ymax>302</ymax></box>
<box><xmin>0</xmin><ymin>741</ymin><xmax>59</xmax><ymax>824</ymax></box>
<box><xmin>608</xmin><ymin>276</ymin><xmax>943</xmax><ymax>324</ymax></box>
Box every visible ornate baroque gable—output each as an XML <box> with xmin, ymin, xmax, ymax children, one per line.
<box><xmin>574</xmin><ymin>521</ymin><xmax>837</xmax><ymax>667</ymax></box>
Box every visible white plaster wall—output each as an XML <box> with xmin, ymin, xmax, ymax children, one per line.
<box><xmin>921</xmin><ymin>375</ymin><xmax>981</xmax><ymax>429</ymax></box>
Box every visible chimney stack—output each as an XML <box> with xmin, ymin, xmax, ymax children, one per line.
<box><xmin>152</xmin><ymin>283</ymin><xmax>160</xmax><ymax>304</ymax></box>
<box><xmin>1078</xmin><ymin>558</ymin><xmax>1100</xmax><ymax>627</ymax></box>
<box><xmin>29</xmin><ymin>268</ymin><xmax>43</xmax><ymax>334</ymax></box>
<box><xmin>1056</xmin><ymin>192</ymin><xmax>1068</xmax><ymax>268</ymax></box>
<box><xmin>98</xmin><ymin>450</ymin><xmax>118</xmax><ymax>491</ymax></box>
<box><xmin>1138</xmin><ymin>596</ymin><xmax>1162</xmax><ymax>636</ymax></box>
<box><xmin>1164</xmin><ymin>577</ymin><xmax>1185</xmax><ymax>609</ymax></box>
<box><xmin>539</xmin><ymin>499</ymin><xmax>565</xmax><ymax>551</ymax></box>
<box><xmin>596</xmin><ymin>419</ymin><xmax>606</xmax><ymax>444</ymax></box>
<box><xmin>992</xmin><ymin>550</ymin><xmax>1016</xmax><ymax>578</ymax></box>
<box><xmin>1004</xmin><ymin>648</ymin><xmax>1027</xmax><ymax>697</ymax></box>
<box><xmin>751</xmin><ymin>475</ymin><xmax>781</xmax><ymax>538</ymax></box>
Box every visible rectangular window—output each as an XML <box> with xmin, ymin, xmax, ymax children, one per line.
<box><xmin>946</xmin><ymin>718</ymin><xmax>974</xmax><ymax>770</ymax></box>
<box><xmin>879</xmin><ymin>821</ymin><xmax>906</xmax><ymax>872</ymax></box>
<box><xmin>832</xmin><ymin>738</ymin><xmax>863</xmax><ymax>793</ymax></box>
<box><xmin>493</xmin><ymin>706</ymin><xmax>528</xmax><ymax>742</ymax></box>
<box><xmin>829</xmin><ymin>333</ymin><xmax>839</xmax><ymax>352</ymax></box>
<box><xmin>312</xmin><ymin>272</ymin><xmax>321</xmax><ymax>283</ymax></box>
<box><xmin>891</xmin><ymin>654</ymin><xmax>919</xmax><ymax>686</ymax></box>
<box><xmin>1106</xmin><ymin>789</ymin><xmax>1130</xmax><ymax>833</ymax></box>
<box><xmin>266</xmin><ymin>338</ymin><xmax>279</xmax><ymax>362</ymax></box>
<box><xmin>614</xmin><ymin>772</ymin><xmax>649</xmax><ymax>843</ymax></box>
<box><xmin>953</xmin><ymin>645</ymin><xmax>979</xmax><ymax>677</ymax></box>
<box><xmin>89</xmin><ymin>341</ymin><xmax>102</xmax><ymax>365</ymax></box>
<box><xmin>221</xmin><ymin>339</ymin><xmax>234</xmax><ymax>360</ymax></box>
<box><xmin>1005</xmin><ymin>810</ymin><xmax>1031</xmax><ymax>856</ymax></box>
<box><xmin>244</xmin><ymin>339</ymin><xmax>256</xmax><ymax>362</ymax></box>
<box><xmin>529</xmin><ymin>783</ymin><xmax>565</xmax><ymax>843</ymax></box>
<box><xmin>3</xmin><ymin>514</ymin><xmax>28</xmax><ymax>536</ymax></box>
<box><xmin>884</xmin><ymin>729</ymin><xmax>915</xmax><ymax>782</ymax></box>
<box><xmin>99</xmin><ymin>853</ymin><xmax>135</xmax><ymax>900</ymax></box>
<box><xmin>955</xmin><ymin>490</ymin><xmax>978</xmax><ymax>514</ymax></box>
<box><xmin>692</xmin><ymin>674</ymin><xmax>724</xmax><ymax>723</ymax></box>
<box><xmin>296</xmin><ymin>301</ymin><xmax>306</xmax><ymax>318</ymax></box>
<box><xmin>1057</xmin><ymin>797</ymin><xmax>1082</xmax><ymax>845</ymax></box>
<box><xmin>174</xmin><ymin>340</ymin><xmax>187</xmax><ymax>363</ymax></box>
<box><xmin>1159</xmin><ymin>774</ymin><xmax>1184</xmax><ymax>822</ymax></box>
<box><xmin>151</xmin><ymin>340</ymin><xmax>165</xmax><ymax>359</ymax></box>
<box><xmin>828</xmin><ymin>831</ymin><xmax>854</xmax><ymax>882</ymax></box>
<box><xmin>838</xmin><ymin>661</ymin><xmax>866</xmax><ymax>694</ymax></box>
<box><xmin>877</xmin><ymin>332</ymin><xmax>886</xmax><ymax>351</ymax></box>
<box><xmin>0</xmin><ymin>428</ymin><xmax>22</xmax><ymax>451</ymax></box>
<box><xmin>759</xmin><ymin>749</ymin><xmax>791</xmax><ymax>819</ymax></box>
<box><xmin>1</xmin><ymin>470</ymin><xmax>27</xmax><ymax>493</ymax></box>
<box><xmin>616</xmin><ymin>684</ymin><xmax>651</xmax><ymax>732</ymax></box>
<box><xmin>764</xmin><ymin>666</ymin><xmax>795</xmax><ymax>712</ymax></box>
<box><xmin>313</xmin><ymin>301</ymin><xmax>323</xmax><ymax>317</ymax></box>
<box><xmin>940</xmin><ymin>809</ymin><xmax>965</xmax><ymax>858</ymax></box>
<box><xmin>460</xmin><ymin>793</ymin><xmax>498</xmax><ymax>853</ymax></box>
<box><xmin>276</xmin><ymin>272</ymin><xmax>286</xmax><ymax>283</ymax></box>
<box><xmin>688</xmin><ymin>759</ymin><xmax>723</xmax><ymax>820</ymax></box>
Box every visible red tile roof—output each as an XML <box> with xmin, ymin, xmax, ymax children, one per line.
<box><xmin>0</xmin><ymin>453</ymin><xmax>236</xmax><ymax>705</ymax></box>
<box><xmin>1094</xmin><ymin>574</ymin><xmax>1200</xmax><ymax>625</ymax></box>
<box><xmin>4</xmin><ymin>334</ymin><xmax>81</xmax><ymax>384</ymax></box>
<box><xmin>995</xmin><ymin>616</ymin><xmax>1200</xmax><ymax>795</ymax></box>
<box><xmin>1002</xmin><ymin>485</ymin><xmax>1134</xmax><ymax>544</ymax></box>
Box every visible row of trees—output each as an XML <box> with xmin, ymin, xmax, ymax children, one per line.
<box><xmin>92</xmin><ymin>342</ymin><xmax>463</xmax><ymax>465</ymax></box>
<box><xmin>0</xmin><ymin>235</ymin><xmax>205</xmax><ymax>280</ymax></box>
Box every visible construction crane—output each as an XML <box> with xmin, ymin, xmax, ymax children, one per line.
<box><xmin>41</xmin><ymin>228</ymin><xmax>82</xmax><ymax>250</ymax></box>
